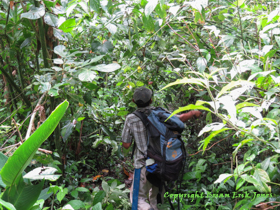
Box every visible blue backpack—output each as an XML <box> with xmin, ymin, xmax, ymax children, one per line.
<box><xmin>133</xmin><ymin>107</ymin><xmax>187</xmax><ymax>192</ymax></box>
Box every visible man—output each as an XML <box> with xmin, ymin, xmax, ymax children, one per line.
<box><xmin>122</xmin><ymin>87</ymin><xmax>201</xmax><ymax>210</ymax></box>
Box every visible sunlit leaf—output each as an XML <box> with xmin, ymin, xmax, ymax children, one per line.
<box><xmin>204</xmin><ymin>25</ymin><xmax>220</xmax><ymax>37</ymax></box>
<box><xmin>44</xmin><ymin>12</ymin><xmax>59</xmax><ymax>27</ymax></box>
<box><xmin>21</xmin><ymin>6</ymin><xmax>45</xmax><ymax>20</ymax></box>
<box><xmin>53</xmin><ymin>28</ymin><xmax>68</xmax><ymax>41</ymax></box>
<box><xmin>242</xmin><ymin>107</ymin><xmax>263</xmax><ymax>119</ymax></box>
<box><xmin>196</xmin><ymin>57</ymin><xmax>207</xmax><ymax>73</ymax></box>
<box><xmin>23</xmin><ymin>167</ymin><xmax>61</xmax><ymax>181</ymax></box>
<box><xmin>214</xmin><ymin>173</ymin><xmax>233</xmax><ymax>184</ymax></box>
<box><xmin>218</xmin><ymin>95</ymin><xmax>237</xmax><ymax>122</ymax></box>
<box><xmin>106</xmin><ymin>23</ymin><xmax>117</xmax><ymax>34</ymax></box>
<box><xmin>217</xmin><ymin>80</ymin><xmax>254</xmax><ymax>98</ymax></box>
<box><xmin>54</xmin><ymin>45</ymin><xmax>67</xmax><ymax>57</ymax></box>
<box><xmin>66</xmin><ymin>3</ymin><xmax>77</xmax><ymax>17</ymax></box>
<box><xmin>268</xmin><ymin>9</ymin><xmax>279</xmax><ymax>22</ymax></box>
<box><xmin>198</xmin><ymin>123</ymin><xmax>225</xmax><ymax>137</ymax></box>
<box><xmin>218</xmin><ymin>35</ymin><xmax>235</xmax><ymax>47</ymax></box>
<box><xmin>161</xmin><ymin>78</ymin><xmax>206</xmax><ymax>91</ymax></box>
<box><xmin>91</xmin><ymin>63</ymin><xmax>121</xmax><ymax>72</ymax></box>
<box><xmin>145</xmin><ymin>0</ymin><xmax>158</xmax><ymax>16</ymax></box>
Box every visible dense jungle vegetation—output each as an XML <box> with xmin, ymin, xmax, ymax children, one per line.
<box><xmin>1</xmin><ymin>0</ymin><xmax>280</xmax><ymax>209</ymax></box>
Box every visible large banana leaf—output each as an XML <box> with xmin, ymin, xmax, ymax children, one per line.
<box><xmin>1</xmin><ymin>176</ymin><xmax>44</xmax><ymax>210</ymax></box>
<box><xmin>0</xmin><ymin>100</ymin><xmax>69</xmax><ymax>187</ymax></box>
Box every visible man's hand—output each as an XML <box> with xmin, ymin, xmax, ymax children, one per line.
<box><xmin>193</xmin><ymin>110</ymin><xmax>202</xmax><ymax>118</ymax></box>
<box><xmin>179</xmin><ymin>110</ymin><xmax>202</xmax><ymax>122</ymax></box>
<box><xmin>122</xmin><ymin>142</ymin><xmax>131</xmax><ymax>149</ymax></box>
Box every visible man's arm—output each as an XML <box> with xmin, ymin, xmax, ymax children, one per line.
<box><xmin>122</xmin><ymin>115</ymin><xmax>132</xmax><ymax>149</ymax></box>
<box><xmin>179</xmin><ymin>110</ymin><xmax>202</xmax><ymax>122</ymax></box>
<box><xmin>123</xmin><ymin>142</ymin><xmax>131</xmax><ymax>149</ymax></box>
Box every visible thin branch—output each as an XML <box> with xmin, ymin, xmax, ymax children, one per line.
<box><xmin>38</xmin><ymin>148</ymin><xmax>53</xmax><ymax>154</ymax></box>
<box><xmin>189</xmin><ymin>133</ymin><xmax>234</xmax><ymax>156</ymax></box>
<box><xmin>167</xmin><ymin>22</ymin><xmax>198</xmax><ymax>51</ymax></box>
<box><xmin>0</xmin><ymin>143</ymin><xmax>21</xmax><ymax>152</ymax></box>
<box><xmin>12</xmin><ymin>118</ymin><xmax>23</xmax><ymax>143</ymax></box>
<box><xmin>25</xmin><ymin>92</ymin><xmax>47</xmax><ymax>140</ymax></box>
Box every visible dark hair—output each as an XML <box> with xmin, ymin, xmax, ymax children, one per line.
<box><xmin>135</xmin><ymin>99</ymin><xmax>152</xmax><ymax>108</ymax></box>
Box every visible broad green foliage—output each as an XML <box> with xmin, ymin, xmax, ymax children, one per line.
<box><xmin>1</xmin><ymin>100</ymin><xmax>68</xmax><ymax>187</ymax></box>
<box><xmin>1</xmin><ymin>0</ymin><xmax>280</xmax><ymax>209</ymax></box>
<box><xmin>0</xmin><ymin>101</ymin><xmax>68</xmax><ymax>209</ymax></box>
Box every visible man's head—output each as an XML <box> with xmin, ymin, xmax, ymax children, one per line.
<box><xmin>133</xmin><ymin>87</ymin><xmax>152</xmax><ymax>107</ymax></box>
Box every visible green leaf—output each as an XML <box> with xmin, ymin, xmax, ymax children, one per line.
<box><xmin>21</xmin><ymin>6</ymin><xmax>45</xmax><ymax>20</ymax></box>
<box><xmin>232</xmin><ymin>139</ymin><xmax>254</xmax><ymax>162</ymax></box>
<box><xmin>236</xmin><ymin>102</ymin><xmax>259</xmax><ymax>110</ymax></box>
<box><xmin>145</xmin><ymin>0</ymin><xmax>158</xmax><ymax>16</ymax></box>
<box><xmin>201</xmin><ymin>128</ymin><xmax>230</xmax><ymax>151</ymax></box>
<box><xmin>91</xmin><ymin>63</ymin><xmax>121</xmax><ymax>72</ymax></box>
<box><xmin>59</xmin><ymin>19</ymin><xmax>76</xmax><ymax>33</ymax></box>
<box><xmin>76</xmin><ymin>187</ymin><xmax>90</xmax><ymax>193</ymax></box>
<box><xmin>0</xmin><ymin>199</ymin><xmax>16</xmax><ymax>210</ymax></box>
<box><xmin>92</xmin><ymin>202</ymin><xmax>102</xmax><ymax>210</ymax></box>
<box><xmin>236</xmin><ymin>178</ymin><xmax>245</xmax><ymax>190</ymax></box>
<box><xmin>217</xmin><ymin>80</ymin><xmax>254</xmax><ymax>98</ymax></box>
<box><xmin>44</xmin><ymin>12</ymin><xmax>59</xmax><ymax>27</ymax></box>
<box><xmin>106</xmin><ymin>203</ymin><xmax>114</xmax><ymax>210</ymax></box>
<box><xmin>2</xmin><ymin>177</ymin><xmax>44</xmax><ymax>210</ymax></box>
<box><xmin>160</xmin><ymin>78</ymin><xmax>206</xmax><ymax>91</ymax></box>
<box><xmin>253</xmin><ymin>168</ymin><xmax>271</xmax><ymax>193</ymax></box>
<box><xmin>90</xmin><ymin>0</ymin><xmax>101</xmax><ymax>13</ymax></box>
<box><xmin>20</xmin><ymin>38</ymin><xmax>32</xmax><ymax>49</ymax></box>
<box><xmin>38</xmin><ymin>187</ymin><xmax>53</xmax><ymax>201</ymax></box>
<box><xmin>102</xmin><ymin>181</ymin><xmax>110</xmax><ymax>194</ymax></box>
<box><xmin>92</xmin><ymin>191</ymin><xmax>106</xmax><ymax>206</ymax></box>
<box><xmin>136</xmin><ymin>81</ymin><xmax>144</xmax><ymax>86</ymax></box>
<box><xmin>0</xmin><ymin>100</ymin><xmax>69</xmax><ymax>187</ymax></box>
<box><xmin>71</xmin><ymin>190</ymin><xmax>78</xmax><ymax>198</ymax></box>
<box><xmin>67</xmin><ymin>200</ymin><xmax>85</xmax><ymax>210</ymax></box>
<box><xmin>143</xmin><ymin>15</ymin><xmax>154</xmax><ymax>32</ymax></box>
<box><xmin>57</xmin><ymin>188</ymin><xmax>68</xmax><ymax>202</ymax></box>
<box><xmin>240</xmin><ymin>174</ymin><xmax>259</xmax><ymax>186</ymax></box>
<box><xmin>232</xmin><ymin>0</ymin><xmax>245</xmax><ymax>7</ymax></box>
<box><xmin>196</xmin><ymin>57</ymin><xmax>207</xmax><ymax>73</ymax></box>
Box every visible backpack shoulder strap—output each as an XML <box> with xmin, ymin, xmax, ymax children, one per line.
<box><xmin>133</xmin><ymin>111</ymin><xmax>149</xmax><ymax>127</ymax></box>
